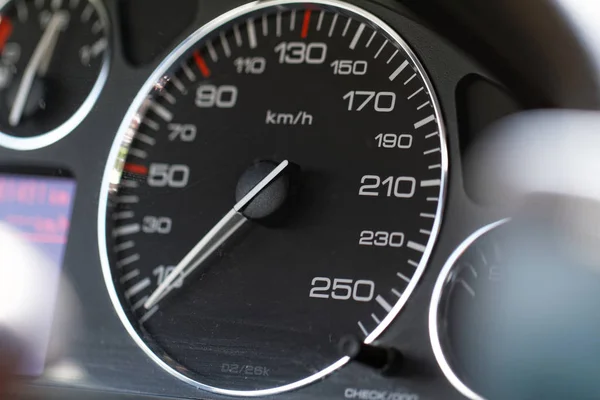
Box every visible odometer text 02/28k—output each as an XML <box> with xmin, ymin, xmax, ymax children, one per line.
<box><xmin>98</xmin><ymin>0</ymin><xmax>447</xmax><ymax>396</ymax></box>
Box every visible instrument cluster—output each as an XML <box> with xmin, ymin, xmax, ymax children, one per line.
<box><xmin>0</xmin><ymin>1</ymin><xmax>523</xmax><ymax>399</ymax></box>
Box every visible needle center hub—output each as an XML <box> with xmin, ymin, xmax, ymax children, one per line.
<box><xmin>235</xmin><ymin>160</ymin><xmax>293</xmax><ymax>220</ymax></box>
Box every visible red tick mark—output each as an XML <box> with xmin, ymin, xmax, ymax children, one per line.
<box><xmin>194</xmin><ymin>51</ymin><xmax>211</xmax><ymax>78</ymax></box>
<box><xmin>0</xmin><ymin>16</ymin><xmax>13</xmax><ymax>52</ymax></box>
<box><xmin>124</xmin><ymin>163</ymin><xmax>148</xmax><ymax>175</ymax></box>
<box><xmin>301</xmin><ymin>10</ymin><xmax>311</xmax><ymax>39</ymax></box>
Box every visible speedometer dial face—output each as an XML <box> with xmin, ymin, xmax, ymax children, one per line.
<box><xmin>99</xmin><ymin>0</ymin><xmax>447</xmax><ymax>395</ymax></box>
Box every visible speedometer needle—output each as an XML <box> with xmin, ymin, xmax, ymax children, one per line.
<box><xmin>144</xmin><ymin>160</ymin><xmax>290</xmax><ymax>310</ymax></box>
<box><xmin>9</xmin><ymin>12</ymin><xmax>68</xmax><ymax>127</ymax></box>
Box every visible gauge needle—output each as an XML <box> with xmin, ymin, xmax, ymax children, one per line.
<box><xmin>144</xmin><ymin>160</ymin><xmax>291</xmax><ymax>310</ymax></box>
<box><xmin>9</xmin><ymin>12</ymin><xmax>68</xmax><ymax>127</ymax></box>
<box><xmin>38</xmin><ymin>17</ymin><xmax>66</xmax><ymax>77</ymax></box>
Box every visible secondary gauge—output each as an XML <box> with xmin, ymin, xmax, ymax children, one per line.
<box><xmin>429</xmin><ymin>220</ymin><xmax>509</xmax><ymax>400</ymax></box>
<box><xmin>0</xmin><ymin>0</ymin><xmax>110</xmax><ymax>150</ymax></box>
<box><xmin>99</xmin><ymin>0</ymin><xmax>447</xmax><ymax>396</ymax></box>
<box><xmin>432</xmin><ymin>211</ymin><xmax>600</xmax><ymax>400</ymax></box>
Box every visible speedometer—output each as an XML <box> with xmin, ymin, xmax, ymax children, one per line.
<box><xmin>98</xmin><ymin>0</ymin><xmax>447</xmax><ymax>396</ymax></box>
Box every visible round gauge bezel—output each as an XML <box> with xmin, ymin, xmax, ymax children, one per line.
<box><xmin>428</xmin><ymin>219</ymin><xmax>510</xmax><ymax>400</ymax></box>
<box><xmin>0</xmin><ymin>0</ymin><xmax>111</xmax><ymax>151</ymax></box>
<box><xmin>98</xmin><ymin>0</ymin><xmax>449</xmax><ymax>396</ymax></box>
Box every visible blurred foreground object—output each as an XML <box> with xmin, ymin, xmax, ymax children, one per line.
<box><xmin>0</xmin><ymin>223</ymin><xmax>59</xmax><ymax>376</ymax></box>
<box><xmin>0</xmin><ymin>172</ymin><xmax>81</xmax><ymax>396</ymax></box>
<box><xmin>0</xmin><ymin>222</ymin><xmax>79</xmax><ymax>374</ymax></box>
<box><xmin>443</xmin><ymin>110</ymin><xmax>600</xmax><ymax>399</ymax></box>
<box><xmin>466</xmin><ymin>110</ymin><xmax>600</xmax><ymax>206</ymax></box>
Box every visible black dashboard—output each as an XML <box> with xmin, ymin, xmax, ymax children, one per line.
<box><xmin>3</xmin><ymin>1</ymin><xmax>595</xmax><ymax>400</ymax></box>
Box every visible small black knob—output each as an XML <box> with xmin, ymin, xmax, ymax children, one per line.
<box><xmin>235</xmin><ymin>160</ymin><xmax>291</xmax><ymax>220</ymax></box>
<box><xmin>339</xmin><ymin>335</ymin><xmax>403</xmax><ymax>376</ymax></box>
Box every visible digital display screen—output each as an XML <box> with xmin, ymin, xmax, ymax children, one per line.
<box><xmin>0</xmin><ymin>173</ymin><xmax>76</xmax><ymax>376</ymax></box>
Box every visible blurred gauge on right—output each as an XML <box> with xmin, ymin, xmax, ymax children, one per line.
<box><xmin>428</xmin><ymin>220</ymin><xmax>509</xmax><ymax>400</ymax></box>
